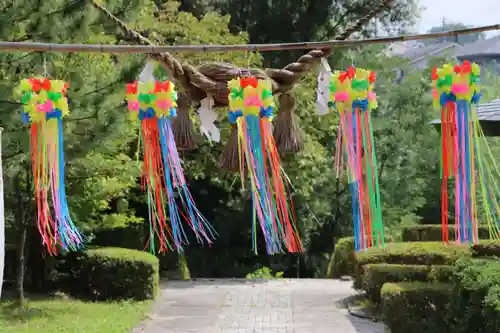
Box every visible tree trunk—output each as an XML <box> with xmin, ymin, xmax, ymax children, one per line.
<box><xmin>16</xmin><ymin>226</ymin><xmax>27</xmax><ymax>307</ymax></box>
<box><xmin>14</xmin><ymin>173</ymin><xmax>27</xmax><ymax>307</ymax></box>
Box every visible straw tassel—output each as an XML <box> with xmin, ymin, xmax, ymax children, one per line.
<box><xmin>218</xmin><ymin>124</ymin><xmax>241</xmax><ymax>172</ymax></box>
<box><xmin>171</xmin><ymin>92</ymin><xmax>198</xmax><ymax>151</ymax></box>
<box><xmin>273</xmin><ymin>93</ymin><xmax>304</xmax><ymax>154</ymax></box>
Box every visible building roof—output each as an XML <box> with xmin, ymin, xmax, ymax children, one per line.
<box><xmin>398</xmin><ymin>42</ymin><xmax>461</xmax><ymax>65</ymax></box>
<box><xmin>430</xmin><ymin>99</ymin><xmax>500</xmax><ymax>135</ymax></box>
<box><xmin>393</xmin><ymin>35</ymin><xmax>500</xmax><ymax>66</ymax></box>
<box><xmin>455</xmin><ymin>35</ymin><xmax>500</xmax><ymax>58</ymax></box>
<box><xmin>431</xmin><ymin>99</ymin><xmax>500</xmax><ymax>124</ymax></box>
<box><xmin>387</xmin><ymin>41</ymin><xmax>420</xmax><ymax>56</ymax></box>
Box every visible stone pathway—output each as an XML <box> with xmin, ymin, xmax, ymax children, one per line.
<box><xmin>133</xmin><ymin>279</ymin><xmax>385</xmax><ymax>333</ymax></box>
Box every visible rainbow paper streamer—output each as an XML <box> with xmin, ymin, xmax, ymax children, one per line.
<box><xmin>433</xmin><ymin>61</ymin><xmax>500</xmax><ymax>244</ymax></box>
<box><xmin>329</xmin><ymin>67</ymin><xmax>384</xmax><ymax>252</ymax></box>
<box><xmin>18</xmin><ymin>78</ymin><xmax>83</xmax><ymax>255</ymax></box>
<box><xmin>126</xmin><ymin>80</ymin><xmax>216</xmax><ymax>253</ymax></box>
<box><xmin>227</xmin><ymin>77</ymin><xmax>302</xmax><ymax>255</ymax></box>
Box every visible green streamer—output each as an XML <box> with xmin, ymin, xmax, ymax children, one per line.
<box><xmin>360</xmin><ymin>111</ymin><xmax>378</xmax><ymax>248</ymax></box>
<box><xmin>367</xmin><ymin>112</ymin><xmax>385</xmax><ymax>247</ymax></box>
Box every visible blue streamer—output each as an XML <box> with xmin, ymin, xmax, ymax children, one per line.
<box><xmin>157</xmin><ymin>116</ymin><xmax>216</xmax><ymax>250</ymax></box>
<box><xmin>56</xmin><ymin>116</ymin><xmax>83</xmax><ymax>251</ymax></box>
<box><xmin>157</xmin><ymin>116</ymin><xmax>188</xmax><ymax>249</ymax></box>
<box><xmin>462</xmin><ymin>101</ymin><xmax>473</xmax><ymax>242</ymax></box>
<box><xmin>245</xmin><ymin>115</ymin><xmax>282</xmax><ymax>254</ymax></box>
<box><xmin>350</xmin><ymin>181</ymin><xmax>360</xmax><ymax>252</ymax></box>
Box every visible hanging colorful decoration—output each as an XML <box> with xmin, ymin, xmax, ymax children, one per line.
<box><xmin>18</xmin><ymin>77</ymin><xmax>83</xmax><ymax>255</ymax></box>
<box><xmin>126</xmin><ymin>80</ymin><xmax>216</xmax><ymax>252</ymax></box>
<box><xmin>227</xmin><ymin>77</ymin><xmax>302</xmax><ymax>254</ymax></box>
<box><xmin>330</xmin><ymin>67</ymin><xmax>384</xmax><ymax>252</ymax></box>
<box><xmin>432</xmin><ymin>61</ymin><xmax>500</xmax><ymax>244</ymax></box>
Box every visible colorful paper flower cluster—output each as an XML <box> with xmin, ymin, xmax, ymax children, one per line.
<box><xmin>227</xmin><ymin>77</ymin><xmax>274</xmax><ymax>123</ymax></box>
<box><xmin>126</xmin><ymin>80</ymin><xmax>178</xmax><ymax>121</ymax></box>
<box><xmin>431</xmin><ymin>61</ymin><xmax>481</xmax><ymax>109</ymax></box>
<box><xmin>18</xmin><ymin>78</ymin><xmax>70</xmax><ymax>123</ymax></box>
<box><xmin>328</xmin><ymin>66</ymin><xmax>378</xmax><ymax>110</ymax></box>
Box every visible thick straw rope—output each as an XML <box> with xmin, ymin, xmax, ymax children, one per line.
<box><xmin>89</xmin><ymin>0</ymin><xmax>395</xmax><ymax>105</ymax></box>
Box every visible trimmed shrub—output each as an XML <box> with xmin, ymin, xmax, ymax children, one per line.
<box><xmin>354</xmin><ymin>242</ymin><xmax>470</xmax><ymax>288</ymax></box>
<box><xmin>362</xmin><ymin>264</ymin><xmax>453</xmax><ymax>302</ymax></box>
<box><xmin>471</xmin><ymin>240</ymin><xmax>500</xmax><ymax>257</ymax></box>
<box><xmin>327</xmin><ymin>237</ymin><xmax>355</xmax><ymax>278</ymax></box>
<box><xmin>402</xmin><ymin>224</ymin><xmax>490</xmax><ymax>242</ymax></box>
<box><xmin>328</xmin><ymin>235</ymin><xmax>394</xmax><ymax>279</ymax></box>
<box><xmin>381</xmin><ymin>282</ymin><xmax>452</xmax><ymax>333</ymax></box>
<box><xmin>68</xmin><ymin>247</ymin><xmax>159</xmax><ymax>301</ymax></box>
<box><xmin>447</xmin><ymin>258</ymin><xmax>500</xmax><ymax>333</ymax></box>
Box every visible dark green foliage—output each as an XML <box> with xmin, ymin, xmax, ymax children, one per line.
<box><xmin>354</xmin><ymin>242</ymin><xmax>470</xmax><ymax>288</ymax></box>
<box><xmin>362</xmin><ymin>264</ymin><xmax>453</xmax><ymax>302</ymax></box>
<box><xmin>327</xmin><ymin>237</ymin><xmax>355</xmax><ymax>278</ymax></box>
<box><xmin>471</xmin><ymin>240</ymin><xmax>500</xmax><ymax>257</ymax></box>
<box><xmin>208</xmin><ymin>0</ymin><xmax>418</xmax><ymax>67</ymax></box>
<box><xmin>402</xmin><ymin>224</ymin><xmax>490</xmax><ymax>242</ymax></box>
<box><xmin>91</xmin><ymin>224</ymin><xmax>148</xmax><ymax>251</ymax></box>
<box><xmin>447</xmin><ymin>258</ymin><xmax>500</xmax><ymax>333</ymax></box>
<box><xmin>67</xmin><ymin>247</ymin><xmax>159</xmax><ymax>301</ymax></box>
<box><xmin>379</xmin><ymin>259</ymin><xmax>500</xmax><ymax>333</ymax></box>
<box><xmin>381</xmin><ymin>282</ymin><xmax>452</xmax><ymax>333</ymax></box>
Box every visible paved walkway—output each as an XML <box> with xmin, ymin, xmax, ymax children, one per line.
<box><xmin>133</xmin><ymin>279</ymin><xmax>385</xmax><ymax>333</ymax></box>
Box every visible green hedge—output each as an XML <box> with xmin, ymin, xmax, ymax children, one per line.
<box><xmin>471</xmin><ymin>240</ymin><xmax>500</xmax><ymax>257</ymax></box>
<box><xmin>381</xmin><ymin>282</ymin><xmax>452</xmax><ymax>333</ymax></box>
<box><xmin>328</xmin><ymin>235</ymin><xmax>394</xmax><ymax>279</ymax></box>
<box><xmin>327</xmin><ymin>237</ymin><xmax>355</xmax><ymax>278</ymax></box>
<box><xmin>68</xmin><ymin>247</ymin><xmax>160</xmax><ymax>301</ymax></box>
<box><xmin>362</xmin><ymin>264</ymin><xmax>453</xmax><ymax>302</ymax></box>
<box><xmin>402</xmin><ymin>224</ymin><xmax>490</xmax><ymax>242</ymax></box>
<box><xmin>447</xmin><ymin>258</ymin><xmax>500</xmax><ymax>333</ymax></box>
<box><xmin>354</xmin><ymin>242</ymin><xmax>470</xmax><ymax>288</ymax></box>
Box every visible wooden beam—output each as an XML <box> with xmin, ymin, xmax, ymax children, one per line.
<box><xmin>0</xmin><ymin>24</ymin><xmax>499</xmax><ymax>54</ymax></box>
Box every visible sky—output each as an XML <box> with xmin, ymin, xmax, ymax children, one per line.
<box><xmin>417</xmin><ymin>0</ymin><xmax>499</xmax><ymax>36</ymax></box>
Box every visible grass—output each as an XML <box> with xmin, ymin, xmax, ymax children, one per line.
<box><xmin>0</xmin><ymin>295</ymin><xmax>152</xmax><ymax>333</ymax></box>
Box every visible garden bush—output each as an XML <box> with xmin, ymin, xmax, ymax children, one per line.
<box><xmin>362</xmin><ymin>264</ymin><xmax>453</xmax><ymax>302</ymax></box>
<box><xmin>327</xmin><ymin>237</ymin><xmax>355</xmax><ymax>278</ymax></box>
<box><xmin>327</xmin><ymin>235</ymin><xmax>394</xmax><ymax>279</ymax></box>
<box><xmin>381</xmin><ymin>282</ymin><xmax>452</xmax><ymax>333</ymax></box>
<box><xmin>402</xmin><ymin>224</ymin><xmax>490</xmax><ymax>242</ymax></box>
<box><xmin>447</xmin><ymin>258</ymin><xmax>500</xmax><ymax>333</ymax></box>
<box><xmin>354</xmin><ymin>242</ymin><xmax>470</xmax><ymax>288</ymax></box>
<box><xmin>471</xmin><ymin>240</ymin><xmax>500</xmax><ymax>257</ymax></box>
<box><xmin>67</xmin><ymin>247</ymin><xmax>159</xmax><ymax>301</ymax></box>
